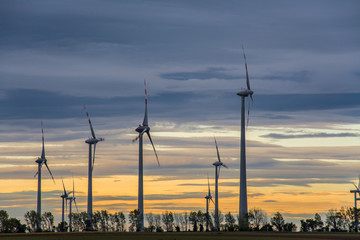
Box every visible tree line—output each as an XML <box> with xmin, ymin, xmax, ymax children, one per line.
<box><xmin>0</xmin><ymin>206</ymin><xmax>359</xmax><ymax>233</ymax></box>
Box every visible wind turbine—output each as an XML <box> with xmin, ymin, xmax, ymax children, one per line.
<box><xmin>34</xmin><ymin>121</ymin><xmax>55</xmax><ymax>231</ymax></box>
<box><xmin>236</xmin><ymin>45</ymin><xmax>254</xmax><ymax>225</ymax></box>
<box><xmin>132</xmin><ymin>80</ymin><xmax>160</xmax><ymax>232</ymax></box>
<box><xmin>60</xmin><ymin>177</ymin><xmax>71</xmax><ymax>230</ymax></box>
<box><xmin>66</xmin><ymin>178</ymin><xmax>78</xmax><ymax>232</ymax></box>
<box><xmin>204</xmin><ymin>174</ymin><xmax>214</xmax><ymax>231</ymax></box>
<box><xmin>350</xmin><ymin>175</ymin><xmax>360</xmax><ymax>232</ymax></box>
<box><xmin>84</xmin><ymin>106</ymin><xmax>104</xmax><ymax>230</ymax></box>
<box><xmin>212</xmin><ymin>138</ymin><xmax>228</xmax><ymax>231</ymax></box>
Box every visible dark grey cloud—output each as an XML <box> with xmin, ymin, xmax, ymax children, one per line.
<box><xmin>160</xmin><ymin>67</ymin><xmax>239</xmax><ymax>81</ymax></box>
<box><xmin>262</xmin><ymin>71</ymin><xmax>311</xmax><ymax>82</ymax></box>
<box><xmin>262</xmin><ymin>132</ymin><xmax>359</xmax><ymax>139</ymax></box>
<box><xmin>1</xmin><ymin>89</ymin><xmax>360</xmax><ymax>126</ymax></box>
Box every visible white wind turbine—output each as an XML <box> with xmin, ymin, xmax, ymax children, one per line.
<box><xmin>236</xmin><ymin>45</ymin><xmax>254</xmax><ymax>225</ymax></box>
<box><xmin>66</xmin><ymin>178</ymin><xmax>78</xmax><ymax>232</ymax></box>
<box><xmin>132</xmin><ymin>80</ymin><xmax>160</xmax><ymax>232</ymax></box>
<box><xmin>84</xmin><ymin>106</ymin><xmax>104</xmax><ymax>230</ymax></box>
<box><xmin>34</xmin><ymin>121</ymin><xmax>55</xmax><ymax>231</ymax></box>
<box><xmin>204</xmin><ymin>174</ymin><xmax>215</xmax><ymax>231</ymax></box>
<box><xmin>350</xmin><ymin>175</ymin><xmax>360</xmax><ymax>232</ymax></box>
<box><xmin>212</xmin><ymin>138</ymin><xmax>228</xmax><ymax>231</ymax></box>
<box><xmin>60</xmin><ymin>177</ymin><xmax>71</xmax><ymax>230</ymax></box>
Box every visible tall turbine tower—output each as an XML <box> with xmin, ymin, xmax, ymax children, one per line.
<box><xmin>60</xmin><ymin>177</ymin><xmax>71</xmax><ymax>231</ymax></box>
<box><xmin>67</xmin><ymin>178</ymin><xmax>78</xmax><ymax>232</ymax></box>
<box><xmin>34</xmin><ymin>122</ymin><xmax>55</xmax><ymax>231</ymax></box>
<box><xmin>204</xmin><ymin>174</ymin><xmax>214</xmax><ymax>231</ymax></box>
<box><xmin>132</xmin><ymin>80</ymin><xmax>160</xmax><ymax>232</ymax></box>
<box><xmin>84</xmin><ymin>106</ymin><xmax>104</xmax><ymax>230</ymax></box>
<box><xmin>350</xmin><ymin>176</ymin><xmax>360</xmax><ymax>232</ymax></box>
<box><xmin>236</xmin><ymin>45</ymin><xmax>254</xmax><ymax>226</ymax></box>
<box><xmin>212</xmin><ymin>138</ymin><xmax>228</xmax><ymax>231</ymax></box>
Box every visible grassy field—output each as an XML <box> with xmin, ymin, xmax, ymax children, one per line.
<box><xmin>1</xmin><ymin>232</ymin><xmax>360</xmax><ymax>240</ymax></box>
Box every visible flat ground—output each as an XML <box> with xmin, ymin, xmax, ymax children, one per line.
<box><xmin>1</xmin><ymin>232</ymin><xmax>360</xmax><ymax>240</ymax></box>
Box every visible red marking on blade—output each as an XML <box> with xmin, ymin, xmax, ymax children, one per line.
<box><xmin>145</xmin><ymin>99</ymin><xmax>147</xmax><ymax>104</ymax></box>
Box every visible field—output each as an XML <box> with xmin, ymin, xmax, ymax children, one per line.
<box><xmin>1</xmin><ymin>232</ymin><xmax>360</xmax><ymax>240</ymax></box>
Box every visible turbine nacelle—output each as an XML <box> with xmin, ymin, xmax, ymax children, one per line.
<box><xmin>236</xmin><ymin>89</ymin><xmax>253</xmax><ymax>97</ymax></box>
<box><xmin>85</xmin><ymin>137</ymin><xmax>105</xmax><ymax>144</ymax></box>
<box><xmin>35</xmin><ymin>157</ymin><xmax>45</xmax><ymax>164</ymax></box>
<box><xmin>136</xmin><ymin>125</ymin><xmax>150</xmax><ymax>134</ymax></box>
<box><xmin>212</xmin><ymin>161</ymin><xmax>224</xmax><ymax>167</ymax></box>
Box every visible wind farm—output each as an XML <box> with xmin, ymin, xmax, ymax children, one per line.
<box><xmin>0</xmin><ymin>0</ymin><xmax>360</xmax><ymax>239</ymax></box>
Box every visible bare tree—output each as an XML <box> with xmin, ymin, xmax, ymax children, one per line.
<box><xmin>146</xmin><ymin>213</ymin><xmax>155</xmax><ymax>232</ymax></box>
<box><xmin>182</xmin><ymin>212</ymin><xmax>189</xmax><ymax>231</ymax></box>
<box><xmin>162</xmin><ymin>211</ymin><xmax>174</xmax><ymax>232</ymax></box>
<box><xmin>173</xmin><ymin>213</ymin><xmax>182</xmax><ymax>232</ymax></box>
<box><xmin>41</xmin><ymin>212</ymin><xmax>54</xmax><ymax>232</ymax></box>
<box><xmin>248</xmin><ymin>208</ymin><xmax>268</xmax><ymax>230</ymax></box>
<box><xmin>154</xmin><ymin>214</ymin><xmax>162</xmax><ymax>232</ymax></box>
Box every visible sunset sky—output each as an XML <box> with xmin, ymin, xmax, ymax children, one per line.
<box><xmin>1</xmin><ymin>0</ymin><xmax>360</xmax><ymax>226</ymax></box>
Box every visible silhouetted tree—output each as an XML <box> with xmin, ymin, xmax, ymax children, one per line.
<box><xmin>224</xmin><ymin>212</ymin><xmax>236</xmax><ymax>231</ymax></box>
<box><xmin>145</xmin><ymin>213</ymin><xmax>155</xmax><ymax>232</ymax></box>
<box><xmin>0</xmin><ymin>210</ymin><xmax>9</xmax><ymax>232</ymax></box>
<box><xmin>181</xmin><ymin>212</ymin><xmax>189</xmax><ymax>231</ymax></box>
<box><xmin>154</xmin><ymin>214</ymin><xmax>162</xmax><ymax>232</ymax></box>
<box><xmin>71</xmin><ymin>212</ymin><xmax>87</xmax><ymax>232</ymax></box>
<box><xmin>283</xmin><ymin>222</ymin><xmax>297</xmax><ymax>232</ymax></box>
<box><xmin>110</xmin><ymin>212</ymin><xmax>126</xmax><ymax>232</ymax></box>
<box><xmin>56</xmin><ymin>221</ymin><xmax>68</xmax><ymax>232</ymax></box>
<box><xmin>129</xmin><ymin>209</ymin><xmax>140</xmax><ymax>232</ymax></box>
<box><xmin>248</xmin><ymin>208</ymin><xmax>268</xmax><ymax>231</ymax></box>
<box><xmin>41</xmin><ymin>212</ymin><xmax>54</xmax><ymax>232</ymax></box>
<box><xmin>162</xmin><ymin>211</ymin><xmax>174</xmax><ymax>232</ymax></box>
<box><xmin>197</xmin><ymin>211</ymin><xmax>206</xmax><ymax>232</ymax></box>
<box><xmin>173</xmin><ymin>213</ymin><xmax>181</xmax><ymax>232</ymax></box>
<box><xmin>271</xmin><ymin>212</ymin><xmax>285</xmax><ymax>232</ymax></box>
<box><xmin>24</xmin><ymin>210</ymin><xmax>39</xmax><ymax>232</ymax></box>
<box><xmin>189</xmin><ymin>211</ymin><xmax>198</xmax><ymax>231</ymax></box>
<box><xmin>2</xmin><ymin>218</ymin><xmax>26</xmax><ymax>233</ymax></box>
<box><xmin>326</xmin><ymin>208</ymin><xmax>345</xmax><ymax>231</ymax></box>
<box><xmin>260</xmin><ymin>223</ymin><xmax>273</xmax><ymax>231</ymax></box>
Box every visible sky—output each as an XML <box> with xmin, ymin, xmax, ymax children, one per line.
<box><xmin>0</xmin><ymin>0</ymin><xmax>360</xmax><ymax>227</ymax></box>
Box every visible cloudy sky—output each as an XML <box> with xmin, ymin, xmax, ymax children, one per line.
<box><xmin>1</xmin><ymin>0</ymin><xmax>360</xmax><ymax>226</ymax></box>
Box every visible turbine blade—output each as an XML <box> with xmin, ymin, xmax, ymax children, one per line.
<box><xmin>247</xmin><ymin>97</ymin><xmax>251</xmax><ymax>128</ymax></box>
<box><xmin>242</xmin><ymin>44</ymin><xmax>251</xmax><ymax>91</ymax></box>
<box><xmin>210</xmin><ymin>198</ymin><xmax>215</xmax><ymax>205</ymax></box>
<box><xmin>218</xmin><ymin>166</ymin><xmax>221</xmax><ymax>179</ymax></box>
<box><xmin>72</xmin><ymin>177</ymin><xmax>75</xmax><ymax>197</ymax></box>
<box><xmin>62</xmin><ymin>177</ymin><xmax>67</xmax><ymax>195</ymax></box>
<box><xmin>358</xmin><ymin>175</ymin><xmax>360</xmax><ymax>189</ymax></box>
<box><xmin>214</xmin><ymin>137</ymin><xmax>221</xmax><ymax>162</ymax></box>
<box><xmin>84</xmin><ymin>105</ymin><xmax>96</xmax><ymax>139</ymax></box>
<box><xmin>34</xmin><ymin>171</ymin><xmax>38</xmax><ymax>178</ymax></box>
<box><xmin>44</xmin><ymin>162</ymin><xmax>55</xmax><ymax>183</ymax></box>
<box><xmin>143</xmin><ymin>79</ymin><xmax>148</xmax><ymax>126</ymax></box>
<box><xmin>41</xmin><ymin>121</ymin><xmax>45</xmax><ymax>159</ymax></box>
<box><xmin>146</xmin><ymin>131</ymin><xmax>160</xmax><ymax>167</ymax></box>
<box><xmin>74</xmin><ymin>199</ymin><xmax>79</xmax><ymax>212</ymax></box>
<box><xmin>207</xmin><ymin>174</ymin><xmax>211</xmax><ymax>195</ymax></box>
<box><xmin>133</xmin><ymin>128</ymin><xmax>147</xmax><ymax>143</ymax></box>
<box><xmin>353</xmin><ymin>183</ymin><xmax>360</xmax><ymax>192</ymax></box>
<box><xmin>92</xmin><ymin>143</ymin><xmax>96</xmax><ymax>172</ymax></box>
<box><xmin>132</xmin><ymin>134</ymin><xmax>140</xmax><ymax>142</ymax></box>
<box><xmin>222</xmin><ymin>163</ymin><xmax>229</xmax><ymax>169</ymax></box>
